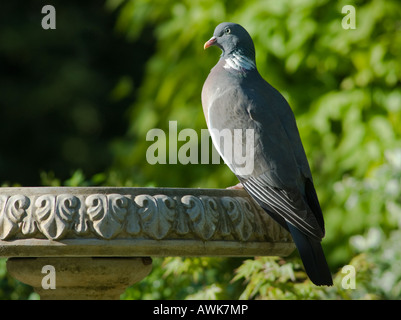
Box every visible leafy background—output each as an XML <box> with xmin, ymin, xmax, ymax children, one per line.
<box><xmin>0</xmin><ymin>0</ymin><xmax>400</xmax><ymax>299</ymax></box>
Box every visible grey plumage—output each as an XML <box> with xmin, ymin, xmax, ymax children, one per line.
<box><xmin>202</xmin><ymin>22</ymin><xmax>332</xmax><ymax>286</ymax></box>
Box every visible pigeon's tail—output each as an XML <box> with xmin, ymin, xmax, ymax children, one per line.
<box><xmin>287</xmin><ymin>222</ymin><xmax>333</xmax><ymax>286</ymax></box>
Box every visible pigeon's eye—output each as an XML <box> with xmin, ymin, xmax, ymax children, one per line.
<box><xmin>224</xmin><ymin>28</ymin><xmax>231</xmax><ymax>34</ymax></box>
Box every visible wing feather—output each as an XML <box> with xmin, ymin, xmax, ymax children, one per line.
<box><xmin>242</xmin><ymin>176</ymin><xmax>323</xmax><ymax>241</ymax></box>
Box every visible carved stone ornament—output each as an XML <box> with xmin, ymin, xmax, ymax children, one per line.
<box><xmin>0</xmin><ymin>187</ymin><xmax>294</xmax><ymax>257</ymax></box>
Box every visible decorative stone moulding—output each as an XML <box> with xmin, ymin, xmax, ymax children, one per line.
<box><xmin>0</xmin><ymin>187</ymin><xmax>295</xmax><ymax>299</ymax></box>
<box><xmin>0</xmin><ymin>187</ymin><xmax>294</xmax><ymax>257</ymax></box>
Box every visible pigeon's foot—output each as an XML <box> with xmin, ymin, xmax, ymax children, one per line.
<box><xmin>227</xmin><ymin>183</ymin><xmax>244</xmax><ymax>190</ymax></box>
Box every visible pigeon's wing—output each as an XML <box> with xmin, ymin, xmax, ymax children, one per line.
<box><xmin>207</xmin><ymin>80</ymin><xmax>324</xmax><ymax>241</ymax></box>
<box><xmin>241</xmin><ymin>176</ymin><xmax>324</xmax><ymax>240</ymax></box>
<box><xmin>245</xmin><ymin>76</ymin><xmax>326</xmax><ymax>238</ymax></box>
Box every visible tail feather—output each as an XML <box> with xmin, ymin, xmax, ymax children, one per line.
<box><xmin>287</xmin><ymin>222</ymin><xmax>333</xmax><ymax>286</ymax></box>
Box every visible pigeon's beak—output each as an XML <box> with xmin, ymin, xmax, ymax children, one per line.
<box><xmin>204</xmin><ymin>36</ymin><xmax>217</xmax><ymax>50</ymax></box>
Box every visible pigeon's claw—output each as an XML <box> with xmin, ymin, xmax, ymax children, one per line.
<box><xmin>226</xmin><ymin>182</ymin><xmax>244</xmax><ymax>190</ymax></box>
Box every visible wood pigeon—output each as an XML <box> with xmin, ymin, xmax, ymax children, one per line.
<box><xmin>202</xmin><ymin>22</ymin><xmax>333</xmax><ymax>286</ymax></box>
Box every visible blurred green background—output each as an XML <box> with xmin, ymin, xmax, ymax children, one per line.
<box><xmin>1</xmin><ymin>0</ymin><xmax>400</xmax><ymax>299</ymax></box>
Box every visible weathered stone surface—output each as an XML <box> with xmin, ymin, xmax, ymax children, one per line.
<box><xmin>0</xmin><ymin>187</ymin><xmax>295</xmax><ymax>257</ymax></box>
<box><xmin>1</xmin><ymin>187</ymin><xmax>295</xmax><ymax>300</ymax></box>
<box><xmin>7</xmin><ymin>257</ymin><xmax>152</xmax><ymax>300</ymax></box>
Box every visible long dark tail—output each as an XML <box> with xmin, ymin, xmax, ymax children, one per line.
<box><xmin>287</xmin><ymin>222</ymin><xmax>333</xmax><ymax>286</ymax></box>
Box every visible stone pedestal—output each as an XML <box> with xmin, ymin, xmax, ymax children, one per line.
<box><xmin>0</xmin><ymin>187</ymin><xmax>294</xmax><ymax>300</ymax></box>
<box><xmin>7</xmin><ymin>257</ymin><xmax>152</xmax><ymax>300</ymax></box>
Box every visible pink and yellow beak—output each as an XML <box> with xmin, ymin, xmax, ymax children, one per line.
<box><xmin>204</xmin><ymin>36</ymin><xmax>217</xmax><ymax>50</ymax></box>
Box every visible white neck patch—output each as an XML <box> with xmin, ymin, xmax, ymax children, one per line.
<box><xmin>223</xmin><ymin>53</ymin><xmax>255</xmax><ymax>71</ymax></box>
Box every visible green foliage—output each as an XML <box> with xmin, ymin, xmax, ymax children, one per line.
<box><xmin>232</xmin><ymin>148</ymin><xmax>401</xmax><ymax>299</ymax></box>
<box><xmin>122</xmin><ymin>257</ymin><xmax>244</xmax><ymax>300</ymax></box>
<box><xmin>232</xmin><ymin>257</ymin><xmax>314</xmax><ymax>299</ymax></box>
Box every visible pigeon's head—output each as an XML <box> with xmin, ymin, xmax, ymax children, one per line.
<box><xmin>204</xmin><ymin>22</ymin><xmax>255</xmax><ymax>60</ymax></box>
